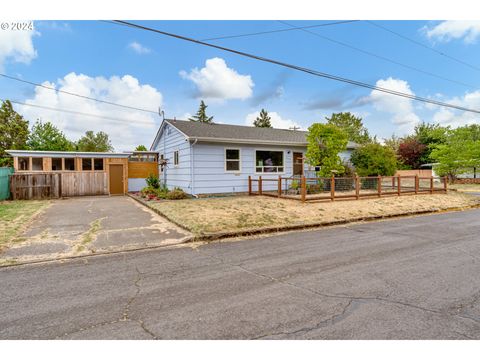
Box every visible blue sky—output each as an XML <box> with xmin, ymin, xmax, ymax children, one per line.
<box><xmin>1</xmin><ymin>20</ymin><xmax>480</xmax><ymax>150</ymax></box>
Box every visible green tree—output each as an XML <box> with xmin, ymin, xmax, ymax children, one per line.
<box><xmin>76</xmin><ymin>131</ymin><xmax>114</xmax><ymax>152</ymax></box>
<box><xmin>305</xmin><ymin>123</ymin><xmax>348</xmax><ymax>177</ymax></box>
<box><xmin>350</xmin><ymin>143</ymin><xmax>397</xmax><ymax>176</ymax></box>
<box><xmin>28</xmin><ymin>120</ymin><xmax>74</xmax><ymax>151</ymax></box>
<box><xmin>430</xmin><ymin>125</ymin><xmax>480</xmax><ymax>181</ymax></box>
<box><xmin>414</xmin><ymin>122</ymin><xmax>449</xmax><ymax>164</ymax></box>
<box><xmin>189</xmin><ymin>100</ymin><xmax>213</xmax><ymax>123</ymax></box>
<box><xmin>0</xmin><ymin>100</ymin><xmax>30</xmax><ymax>166</ymax></box>
<box><xmin>135</xmin><ymin>145</ymin><xmax>148</xmax><ymax>151</ymax></box>
<box><xmin>325</xmin><ymin>112</ymin><xmax>372</xmax><ymax>144</ymax></box>
<box><xmin>253</xmin><ymin>109</ymin><xmax>272</xmax><ymax>128</ymax></box>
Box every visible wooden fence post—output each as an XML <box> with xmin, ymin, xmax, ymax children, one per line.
<box><xmin>278</xmin><ymin>176</ymin><xmax>282</xmax><ymax>197</ymax></box>
<box><xmin>430</xmin><ymin>177</ymin><xmax>434</xmax><ymax>194</ymax></box>
<box><xmin>443</xmin><ymin>176</ymin><xmax>448</xmax><ymax>192</ymax></box>
<box><xmin>258</xmin><ymin>176</ymin><xmax>262</xmax><ymax>195</ymax></box>
<box><xmin>355</xmin><ymin>175</ymin><xmax>360</xmax><ymax>200</ymax></box>
<box><xmin>300</xmin><ymin>176</ymin><xmax>306</xmax><ymax>203</ymax></box>
<box><xmin>331</xmin><ymin>175</ymin><xmax>335</xmax><ymax>201</ymax></box>
<box><xmin>415</xmin><ymin>174</ymin><xmax>419</xmax><ymax>194</ymax></box>
<box><xmin>377</xmin><ymin>175</ymin><xmax>382</xmax><ymax>197</ymax></box>
<box><xmin>397</xmin><ymin>176</ymin><xmax>401</xmax><ymax>196</ymax></box>
<box><xmin>248</xmin><ymin>175</ymin><xmax>252</xmax><ymax>195</ymax></box>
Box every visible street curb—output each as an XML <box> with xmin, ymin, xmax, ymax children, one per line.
<box><xmin>128</xmin><ymin>193</ymin><xmax>480</xmax><ymax>243</ymax></box>
<box><xmin>0</xmin><ymin>237</ymin><xmax>193</xmax><ymax>269</ymax></box>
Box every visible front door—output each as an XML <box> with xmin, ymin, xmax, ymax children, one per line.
<box><xmin>293</xmin><ymin>152</ymin><xmax>303</xmax><ymax>176</ymax></box>
<box><xmin>109</xmin><ymin>164</ymin><xmax>124</xmax><ymax>195</ymax></box>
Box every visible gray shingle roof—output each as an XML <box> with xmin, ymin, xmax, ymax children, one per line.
<box><xmin>166</xmin><ymin>119</ymin><xmax>358</xmax><ymax>148</ymax></box>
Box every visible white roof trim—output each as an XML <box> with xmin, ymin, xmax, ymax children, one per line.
<box><xmin>6</xmin><ymin>150</ymin><xmax>132</xmax><ymax>158</ymax></box>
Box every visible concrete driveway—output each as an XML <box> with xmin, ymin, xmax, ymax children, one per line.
<box><xmin>1</xmin><ymin>208</ymin><xmax>480</xmax><ymax>339</ymax></box>
<box><xmin>0</xmin><ymin>196</ymin><xmax>191</xmax><ymax>263</ymax></box>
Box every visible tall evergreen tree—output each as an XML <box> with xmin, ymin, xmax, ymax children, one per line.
<box><xmin>253</xmin><ymin>109</ymin><xmax>272</xmax><ymax>128</ymax></box>
<box><xmin>189</xmin><ymin>100</ymin><xmax>213</xmax><ymax>123</ymax></box>
<box><xmin>0</xmin><ymin>100</ymin><xmax>30</xmax><ymax>166</ymax></box>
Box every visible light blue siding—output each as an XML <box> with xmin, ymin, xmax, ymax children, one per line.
<box><xmin>152</xmin><ymin>123</ymin><xmax>192</xmax><ymax>192</ymax></box>
<box><xmin>128</xmin><ymin>178</ymin><xmax>147</xmax><ymax>192</ymax></box>
<box><xmin>192</xmin><ymin>142</ymin><xmax>306</xmax><ymax>194</ymax></box>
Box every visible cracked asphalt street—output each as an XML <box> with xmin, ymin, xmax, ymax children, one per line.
<box><xmin>1</xmin><ymin>208</ymin><xmax>480</xmax><ymax>339</ymax></box>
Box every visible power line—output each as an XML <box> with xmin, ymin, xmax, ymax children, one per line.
<box><xmin>277</xmin><ymin>20</ymin><xmax>474</xmax><ymax>89</ymax></box>
<box><xmin>5</xmin><ymin>99</ymin><xmax>155</xmax><ymax>125</ymax></box>
<box><xmin>200</xmin><ymin>20</ymin><xmax>359</xmax><ymax>41</ymax></box>
<box><xmin>365</xmin><ymin>20</ymin><xmax>480</xmax><ymax>73</ymax></box>
<box><xmin>0</xmin><ymin>73</ymin><xmax>159</xmax><ymax>114</ymax></box>
<box><xmin>107</xmin><ymin>20</ymin><xmax>480</xmax><ymax>115</ymax></box>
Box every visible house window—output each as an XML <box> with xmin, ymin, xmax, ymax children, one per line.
<box><xmin>225</xmin><ymin>149</ymin><xmax>240</xmax><ymax>172</ymax></box>
<box><xmin>94</xmin><ymin>158</ymin><xmax>104</xmax><ymax>171</ymax></box>
<box><xmin>82</xmin><ymin>158</ymin><xmax>92</xmax><ymax>171</ymax></box>
<box><xmin>32</xmin><ymin>158</ymin><xmax>43</xmax><ymax>171</ymax></box>
<box><xmin>64</xmin><ymin>158</ymin><xmax>75</xmax><ymax>171</ymax></box>
<box><xmin>18</xmin><ymin>157</ymin><xmax>30</xmax><ymax>170</ymax></box>
<box><xmin>173</xmin><ymin>151</ymin><xmax>179</xmax><ymax>166</ymax></box>
<box><xmin>52</xmin><ymin>158</ymin><xmax>63</xmax><ymax>171</ymax></box>
<box><xmin>255</xmin><ymin>150</ymin><xmax>284</xmax><ymax>173</ymax></box>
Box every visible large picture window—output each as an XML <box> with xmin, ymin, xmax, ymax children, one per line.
<box><xmin>225</xmin><ymin>149</ymin><xmax>240</xmax><ymax>172</ymax></box>
<box><xmin>255</xmin><ymin>150</ymin><xmax>284</xmax><ymax>173</ymax></box>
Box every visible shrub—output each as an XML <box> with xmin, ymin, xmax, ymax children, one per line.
<box><xmin>141</xmin><ymin>186</ymin><xmax>158</xmax><ymax>197</ymax></box>
<box><xmin>145</xmin><ymin>174</ymin><xmax>160</xmax><ymax>189</ymax></box>
<box><xmin>290</xmin><ymin>180</ymin><xmax>299</xmax><ymax>190</ymax></box>
<box><xmin>166</xmin><ymin>187</ymin><xmax>188</xmax><ymax>200</ymax></box>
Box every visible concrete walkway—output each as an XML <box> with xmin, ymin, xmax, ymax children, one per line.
<box><xmin>0</xmin><ymin>196</ymin><xmax>191</xmax><ymax>264</ymax></box>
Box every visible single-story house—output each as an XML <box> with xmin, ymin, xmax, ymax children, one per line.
<box><xmin>150</xmin><ymin>119</ymin><xmax>359</xmax><ymax>195</ymax></box>
<box><xmin>6</xmin><ymin>149</ymin><xmax>159</xmax><ymax>197</ymax></box>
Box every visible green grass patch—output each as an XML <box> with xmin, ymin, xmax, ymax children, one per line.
<box><xmin>0</xmin><ymin>200</ymin><xmax>49</xmax><ymax>246</ymax></box>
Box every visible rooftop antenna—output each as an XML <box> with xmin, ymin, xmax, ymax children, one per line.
<box><xmin>289</xmin><ymin>125</ymin><xmax>300</xmax><ymax>131</ymax></box>
<box><xmin>158</xmin><ymin>107</ymin><xmax>165</xmax><ymax>121</ymax></box>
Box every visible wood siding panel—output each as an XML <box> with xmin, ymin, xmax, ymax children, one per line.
<box><xmin>128</xmin><ymin>162</ymin><xmax>158</xmax><ymax>178</ymax></box>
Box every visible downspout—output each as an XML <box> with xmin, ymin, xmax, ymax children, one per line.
<box><xmin>190</xmin><ymin>138</ymin><xmax>198</xmax><ymax>198</ymax></box>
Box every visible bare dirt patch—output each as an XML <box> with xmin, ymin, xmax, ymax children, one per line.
<box><xmin>449</xmin><ymin>183</ymin><xmax>480</xmax><ymax>193</ymax></box>
<box><xmin>147</xmin><ymin>192</ymin><xmax>480</xmax><ymax>235</ymax></box>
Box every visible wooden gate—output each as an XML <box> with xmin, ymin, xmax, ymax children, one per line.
<box><xmin>10</xmin><ymin>172</ymin><xmax>108</xmax><ymax>199</ymax></box>
<box><xmin>10</xmin><ymin>173</ymin><xmax>61</xmax><ymax>200</ymax></box>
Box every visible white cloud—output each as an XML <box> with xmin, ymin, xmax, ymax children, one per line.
<box><xmin>364</xmin><ymin>77</ymin><xmax>420</xmax><ymax>134</ymax></box>
<box><xmin>17</xmin><ymin>72</ymin><xmax>163</xmax><ymax>151</ymax></box>
<box><xmin>424</xmin><ymin>21</ymin><xmax>480</xmax><ymax>43</ymax></box>
<box><xmin>0</xmin><ymin>26</ymin><xmax>38</xmax><ymax>70</ymax></box>
<box><xmin>180</xmin><ymin>57</ymin><xmax>254</xmax><ymax>100</ymax></box>
<box><xmin>431</xmin><ymin>90</ymin><xmax>480</xmax><ymax>127</ymax></box>
<box><xmin>245</xmin><ymin>111</ymin><xmax>302</xmax><ymax>130</ymax></box>
<box><xmin>128</xmin><ymin>41</ymin><xmax>151</xmax><ymax>54</ymax></box>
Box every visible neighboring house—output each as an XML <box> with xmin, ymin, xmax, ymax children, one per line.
<box><xmin>150</xmin><ymin>119</ymin><xmax>358</xmax><ymax>195</ymax></box>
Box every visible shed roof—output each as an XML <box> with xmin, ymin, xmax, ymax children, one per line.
<box><xmin>6</xmin><ymin>150</ymin><xmax>132</xmax><ymax>159</ymax></box>
<box><xmin>164</xmin><ymin>119</ymin><xmax>359</xmax><ymax>148</ymax></box>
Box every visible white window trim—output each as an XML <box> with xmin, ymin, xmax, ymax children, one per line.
<box><xmin>254</xmin><ymin>149</ymin><xmax>285</xmax><ymax>174</ymax></box>
<box><xmin>173</xmin><ymin>150</ymin><xmax>179</xmax><ymax>167</ymax></box>
<box><xmin>224</xmin><ymin>147</ymin><xmax>241</xmax><ymax>173</ymax></box>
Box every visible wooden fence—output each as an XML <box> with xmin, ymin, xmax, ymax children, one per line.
<box><xmin>10</xmin><ymin>172</ymin><xmax>108</xmax><ymax>200</ymax></box>
<box><xmin>248</xmin><ymin>175</ymin><xmax>448</xmax><ymax>203</ymax></box>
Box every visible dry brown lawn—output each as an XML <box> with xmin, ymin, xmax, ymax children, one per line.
<box><xmin>147</xmin><ymin>192</ymin><xmax>480</xmax><ymax>235</ymax></box>
<box><xmin>449</xmin><ymin>183</ymin><xmax>480</xmax><ymax>193</ymax></box>
<box><xmin>0</xmin><ymin>200</ymin><xmax>50</xmax><ymax>246</ymax></box>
